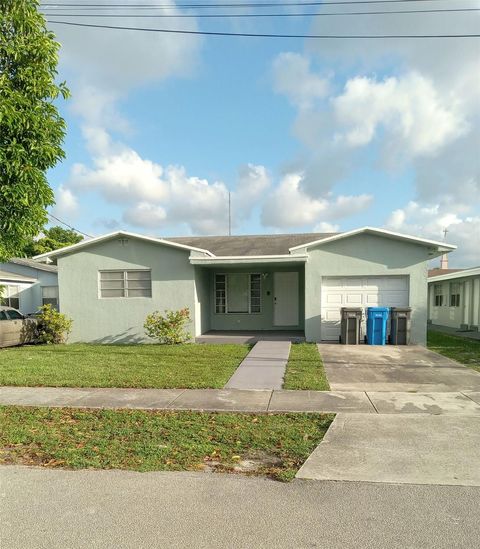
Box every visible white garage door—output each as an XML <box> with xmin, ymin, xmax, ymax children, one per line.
<box><xmin>321</xmin><ymin>276</ymin><xmax>409</xmax><ymax>341</ymax></box>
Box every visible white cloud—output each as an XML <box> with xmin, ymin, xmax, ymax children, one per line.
<box><xmin>262</xmin><ymin>173</ymin><xmax>373</xmax><ymax>228</ymax></box>
<box><xmin>233</xmin><ymin>164</ymin><xmax>271</xmax><ymax>221</ymax></box>
<box><xmin>52</xmin><ymin>1</ymin><xmax>200</xmax><ymax>94</ymax></box>
<box><xmin>53</xmin><ymin>185</ymin><xmax>78</xmax><ymax>218</ymax></box>
<box><xmin>314</xmin><ymin>221</ymin><xmax>340</xmax><ymax>233</ymax></box>
<box><xmin>385</xmin><ymin>201</ymin><xmax>480</xmax><ymax>267</ymax></box>
<box><xmin>333</xmin><ymin>73</ymin><xmax>466</xmax><ymax>157</ymax></box>
<box><xmin>272</xmin><ymin>52</ymin><xmax>330</xmax><ymax>109</ymax></box>
<box><xmin>272</xmin><ymin>3</ymin><xmax>480</xmax><ymax>208</ymax></box>
<box><xmin>66</xmin><ymin>134</ymin><xmax>230</xmax><ymax>234</ymax></box>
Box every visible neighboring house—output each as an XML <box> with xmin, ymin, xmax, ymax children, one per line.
<box><xmin>33</xmin><ymin>227</ymin><xmax>455</xmax><ymax>345</ymax></box>
<box><xmin>428</xmin><ymin>267</ymin><xmax>480</xmax><ymax>332</ymax></box>
<box><xmin>0</xmin><ymin>258</ymin><xmax>59</xmax><ymax>315</ymax></box>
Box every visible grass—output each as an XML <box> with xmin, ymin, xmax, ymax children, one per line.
<box><xmin>0</xmin><ymin>344</ymin><xmax>250</xmax><ymax>389</ymax></box>
<box><xmin>0</xmin><ymin>406</ymin><xmax>333</xmax><ymax>481</ymax></box>
<box><xmin>283</xmin><ymin>343</ymin><xmax>330</xmax><ymax>391</ymax></box>
<box><xmin>427</xmin><ymin>331</ymin><xmax>480</xmax><ymax>372</ymax></box>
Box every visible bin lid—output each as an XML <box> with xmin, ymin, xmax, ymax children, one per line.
<box><xmin>391</xmin><ymin>307</ymin><xmax>412</xmax><ymax>312</ymax></box>
<box><xmin>367</xmin><ymin>307</ymin><xmax>390</xmax><ymax>312</ymax></box>
<box><xmin>341</xmin><ymin>307</ymin><xmax>363</xmax><ymax>312</ymax></box>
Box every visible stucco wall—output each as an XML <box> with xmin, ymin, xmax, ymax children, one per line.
<box><xmin>0</xmin><ymin>263</ymin><xmax>58</xmax><ymax>314</ymax></box>
<box><xmin>301</xmin><ymin>234</ymin><xmax>430</xmax><ymax>344</ymax></box>
<box><xmin>201</xmin><ymin>265</ymin><xmax>305</xmax><ymax>331</ymax></box>
<box><xmin>58</xmin><ymin>238</ymin><xmax>196</xmax><ymax>343</ymax></box>
<box><xmin>194</xmin><ymin>267</ymin><xmax>211</xmax><ymax>336</ymax></box>
<box><xmin>428</xmin><ymin>275</ymin><xmax>480</xmax><ymax>329</ymax></box>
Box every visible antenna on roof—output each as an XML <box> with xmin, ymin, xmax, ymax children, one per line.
<box><xmin>228</xmin><ymin>191</ymin><xmax>232</xmax><ymax>236</ymax></box>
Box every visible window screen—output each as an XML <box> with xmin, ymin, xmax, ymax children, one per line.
<box><xmin>99</xmin><ymin>270</ymin><xmax>151</xmax><ymax>298</ymax></box>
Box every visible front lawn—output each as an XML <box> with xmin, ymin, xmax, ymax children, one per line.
<box><xmin>427</xmin><ymin>331</ymin><xmax>480</xmax><ymax>372</ymax></box>
<box><xmin>283</xmin><ymin>343</ymin><xmax>330</xmax><ymax>391</ymax></box>
<box><xmin>0</xmin><ymin>344</ymin><xmax>250</xmax><ymax>389</ymax></box>
<box><xmin>0</xmin><ymin>406</ymin><xmax>333</xmax><ymax>481</ymax></box>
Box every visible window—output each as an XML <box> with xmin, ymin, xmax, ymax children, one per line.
<box><xmin>215</xmin><ymin>273</ymin><xmax>261</xmax><ymax>314</ymax></box>
<box><xmin>42</xmin><ymin>286</ymin><xmax>59</xmax><ymax>309</ymax></box>
<box><xmin>0</xmin><ymin>311</ymin><xmax>8</xmax><ymax>321</ymax></box>
<box><xmin>99</xmin><ymin>270</ymin><xmax>152</xmax><ymax>298</ymax></box>
<box><xmin>434</xmin><ymin>284</ymin><xmax>444</xmax><ymax>307</ymax></box>
<box><xmin>450</xmin><ymin>282</ymin><xmax>461</xmax><ymax>307</ymax></box>
<box><xmin>0</xmin><ymin>285</ymin><xmax>20</xmax><ymax>309</ymax></box>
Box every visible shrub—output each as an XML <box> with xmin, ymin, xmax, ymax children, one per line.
<box><xmin>36</xmin><ymin>304</ymin><xmax>72</xmax><ymax>344</ymax></box>
<box><xmin>144</xmin><ymin>308</ymin><xmax>192</xmax><ymax>345</ymax></box>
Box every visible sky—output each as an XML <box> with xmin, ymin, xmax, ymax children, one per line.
<box><xmin>41</xmin><ymin>0</ymin><xmax>480</xmax><ymax>267</ymax></box>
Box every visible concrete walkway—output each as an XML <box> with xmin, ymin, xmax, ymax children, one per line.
<box><xmin>297</xmin><ymin>413</ymin><xmax>480</xmax><ymax>486</ymax></box>
<box><xmin>1</xmin><ymin>386</ymin><xmax>480</xmax><ymax>415</ymax></box>
<box><xmin>224</xmin><ymin>340</ymin><xmax>291</xmax><ymax>390</ymax></box>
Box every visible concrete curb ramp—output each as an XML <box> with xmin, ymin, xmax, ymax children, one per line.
<box><xmin>224</xmin><ymin>341</ymin><xmax>291</xmax><ymax>390</ymax></box>
<box><xmin>296</xmin><ymin>413</ymin><xmax>480</xmax><ymax>486</ymax></box>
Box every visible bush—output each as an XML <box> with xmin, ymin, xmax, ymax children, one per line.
<box><xmin>36</xmin><ymin>304</ymin><xmax>72</xmax><ymax>344</ymax></box>
<box><xmin>144</xmin><ymin>308</ymin><xmax>192</xmax><ymax>345</ymax></box>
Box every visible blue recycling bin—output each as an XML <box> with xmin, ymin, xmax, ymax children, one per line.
<box><xmin>366</xmin><ymin>307</ymin><xmax>390</xmax><ymax>345</ymax></box>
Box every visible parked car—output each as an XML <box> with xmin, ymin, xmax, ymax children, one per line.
<box><xmin>0</xmin><ymin>306</ymin><xmax>38</xmax><ymax>348</ymax></box>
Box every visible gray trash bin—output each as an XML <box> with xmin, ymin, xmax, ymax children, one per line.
<box><xmin>390</xmin><ymin>307</ymin><xmax>412</xmax><ymax>345</ymax></box>
<box><xmin>340</xmin><ymin>307</ymin><xmax>363</xmax><ymax>345</ymax></box>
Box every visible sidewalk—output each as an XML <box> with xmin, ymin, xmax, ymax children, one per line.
<box><xmin>1</xmin><ymin>386</ymin><xmax>480</xmax><ymax>415</ymax></box>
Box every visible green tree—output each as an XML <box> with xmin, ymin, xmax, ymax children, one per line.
<box><xmin>22</xmin><ymin>225</ymin><xmax>84</xmax><ymax>257</ymax></box>
<box><xmin>0</xmin><ymin>0</ymin><xmax>69</xmax><ymax>261</ymax></box>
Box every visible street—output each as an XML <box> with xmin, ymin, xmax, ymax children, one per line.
<box><xmin>2</xmin><ymin>466</ymin><xmax>479</xmax><ymax>549</ymax></box>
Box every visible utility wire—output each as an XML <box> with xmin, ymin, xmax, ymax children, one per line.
<box><xmin>40</xmin><ymin>0</ymin><xmax>465</xmax><ymax>9</ymax></box>
<box><xmin>41</xmin><ymin>7</ymin><xmax>480</xmax><ymax>17</ymax></box>
<box><xmin>47</xmin><ymin>213</ymin><xmax>93</xmax><ymax>239</ymax></box>
<box><xmin>46</xmin><ymin>19</ymin><xmax>480</xmax><ymax>37</ymax></box>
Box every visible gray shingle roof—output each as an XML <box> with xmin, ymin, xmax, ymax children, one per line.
<box><xmin>8</xmin><ymin>258</ymin><xmax>58</xmax><ymax>272</ymax></box>
<box><xmin>166</xmin><ymin>233</ymin><xmax>338</xmax><ymax>256</ymax></box>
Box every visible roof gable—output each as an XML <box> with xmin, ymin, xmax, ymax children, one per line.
<box><xmin>33</xmin><ymin>231</ymin><xmax>213</xmax><ymax>261</ymax></box>
<box><xmin>289</xmin><ymin>227</ymin><xmax>456</xmax><ymax>253</ymax></box>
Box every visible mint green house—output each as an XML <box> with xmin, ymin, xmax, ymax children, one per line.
<box><xmin>35</xmin><ymin>228</ymin><xmax>455</xmax><ymax>345</ymax></box>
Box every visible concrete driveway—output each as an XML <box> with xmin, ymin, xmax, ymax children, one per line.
<box><xmin>319</xmin><ymin>344</ymin><xmax>480</xmax><ymax>392</ymax></box>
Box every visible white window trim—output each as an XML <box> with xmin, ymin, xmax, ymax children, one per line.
<box><xmin>98</xmin><ymin>269</ymin><xmax>152</xmax><ymax>299</ymax></box>
<box><xmin>214</xmin><ymin>273</ymin><xmax>262</xmax><ymax>315</ymax></box>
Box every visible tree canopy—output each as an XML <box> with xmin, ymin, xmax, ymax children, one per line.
<box><xmin>22</xmin><ymin>226</ymin><xmax>84</xmax><ymax>257</ymax></box>
<box><xmin>0</xmin><ymin>0</ymin><xmax>69</xmax><ymax>261</ymax></box>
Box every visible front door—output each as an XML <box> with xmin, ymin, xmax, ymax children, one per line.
<box><xmin>273</xmin><ymin>272</ymin><xmax>299</xmax><ymax>326</ymax></box>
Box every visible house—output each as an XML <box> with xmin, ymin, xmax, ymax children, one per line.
<box><xmin>0</xmin><ymin>258</ymin><xmax>59</xmax><ymax>315</ymax></box>
<box><xmin>33</xmin><ymin>227</ymin><xmax>455</xmax><ymax>345</ymax></box>
<box><xmin>428</xmin><ymin>267</ymin><xmax>480</xmax><ymax>332</ymax></box>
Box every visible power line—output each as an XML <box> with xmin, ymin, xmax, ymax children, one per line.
<box><xmin>47</xmin><ymin>213</ymin><xmax>93</xmax><ymax>239</ymax></box>
<box><xmin>46</xmin><ymin>19</ymin><xmax>480</xmax><ymax>38</ymax></box>
<box><xmin>40</xmin><ymin>0</ymin><xmax>464</xmax><ymax>9</ymax></box>
<box><xmin>41</xmin><ymin>7</ymin><xmax>480</xmax><ymax>18</ymax></box>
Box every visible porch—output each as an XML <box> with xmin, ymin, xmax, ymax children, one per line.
<box><xmin>196</xmin><ymin>330</ymin><xmax>306</xmax><ymax>344</ymax></box>
<box><xmin>193</xmin><ymin>262</ymin><xmax>306</xmax><ymax>338</ymax></box>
